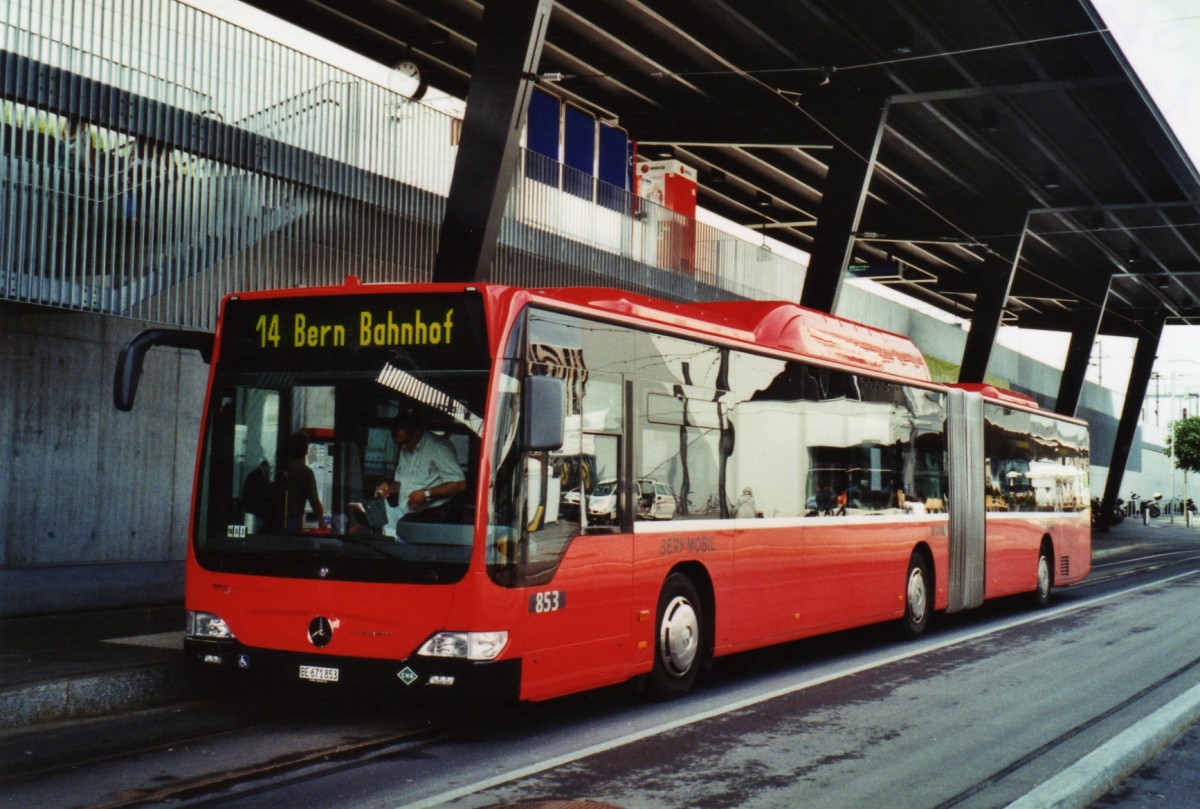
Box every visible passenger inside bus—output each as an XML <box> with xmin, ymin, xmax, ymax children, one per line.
<box><xmin>283</xmin><ymin>430</ymin><xmax>324</xmax><ymax>531</ymax></box>
<box><xmin>240</xmin><ymin>459</ymin><xmax>274</xmax><ymax>531</ymax></box>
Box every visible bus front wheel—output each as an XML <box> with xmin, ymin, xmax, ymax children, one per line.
<box><xmin>903</xmin><ymin>552</ymin><xmax>931</xmax><ymax>639</ymax></box>
<box><xmin>647</xmin><ymin>573</ymin><xmax>703</xmax><ymax>699</ymax></box>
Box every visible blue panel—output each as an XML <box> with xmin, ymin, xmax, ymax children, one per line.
<box><xmin>563</xmin><ymin>105</ymin><xmax>595</xmax><ymax>199</ymax></box>
<box><xmin>597</xmin><ymin>122</ymin><xmax>631</xmax><ymax>211</ymax></box>
<box><xmin>525</xmin><ymin>88</ymin><xmax>560</xmax><ymax>184</ymax></box>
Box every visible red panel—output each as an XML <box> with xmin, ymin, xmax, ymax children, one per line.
<box><xmin>186</xmin><ymin>564</ymin><xmax>457</xmax><ymax>660</ymax></box>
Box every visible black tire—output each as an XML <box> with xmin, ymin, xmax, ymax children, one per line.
<box><xmin>1031</xmin><ymin>546</ymin><xmax>1052</xmax><ymax>609</ymax></box>
<box><xmin>646</xmin><ymin>573</ymin><xmax>704</xmax><ymax>699</ymax></box>
<box><xmin>902</xmin><ymin>552</ymin><xmax>931</xmax><ymax>639</ymax></box>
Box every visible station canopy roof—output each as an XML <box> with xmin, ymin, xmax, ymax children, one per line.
<box><xmin>245</xmin><ymin>0</ymin><xmax>1200</xmax><ymax>337</ymax></box>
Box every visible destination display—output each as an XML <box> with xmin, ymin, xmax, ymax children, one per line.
<box><xmin>216</xmin><ymin>292</ymin><xmax>490</xmax><ymax>372</ymax></box>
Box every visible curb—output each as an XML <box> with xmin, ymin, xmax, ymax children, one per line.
<box><xmin>1006</xmin><ymin>682</ymin><xmax>1200</xmax><ymax>809</ymax></box>
<box><xmin>1</xmin><ymin>662</ymin><xmax>190</xmax><ymax>729</ymax></box>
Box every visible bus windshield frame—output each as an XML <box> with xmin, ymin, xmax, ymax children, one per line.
<box><xmin>192</xmin><ymin>291</ymin><xmax>490</xmax><ymax>585</ymax></box>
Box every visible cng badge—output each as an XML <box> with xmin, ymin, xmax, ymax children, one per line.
<box><xmin>397</xmin><ymin>666</ymin><xmax>418</xmax><ymax>685</ymax></box>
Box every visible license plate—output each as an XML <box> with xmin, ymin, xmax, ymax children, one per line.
<box><xmin>299</xmin><ymin>664</ymin><xmax>340</xmax><ymax>683</ymax></box>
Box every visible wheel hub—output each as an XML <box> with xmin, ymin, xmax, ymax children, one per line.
<box><xmin>660</xmin><ymin>596</ymin><xmax>699</xmax><ymax>676</ymax></box>
<box><xmin>908</xmin><ymin>567</ymin><xmax>927</xmax><ymax>619</ymax></box>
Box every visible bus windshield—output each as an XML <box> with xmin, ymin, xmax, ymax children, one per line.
<box><xmin>193</xmin><ymin>291</ymin><xmax>490</xmax><ymax>585</ymax></box>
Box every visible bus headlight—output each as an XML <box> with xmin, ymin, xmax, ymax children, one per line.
<box><xmin>417</xmin><ymin>631</ymin><xmax>508</xmax><ymax>661</ymax></box>
<box><xmin>188</xmin><ymin>611</ymin><xmax>235</xmax><ymax>640</ymax></box>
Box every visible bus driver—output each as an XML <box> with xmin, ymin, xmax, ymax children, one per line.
<box><xmin>375</xmin><ymin>412</ymin><xmax>466</xmax><ymax>531</ymax></box>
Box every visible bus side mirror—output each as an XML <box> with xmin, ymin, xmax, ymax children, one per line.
<box><xmin>522</xmin><ymin>375</ymin><xmax>564</xmax><ymax>451</ymax></box>
<box><xmin>114</xmin><ymin>328</ymin><xmax>214</xmax><ymax>411</ymax></box>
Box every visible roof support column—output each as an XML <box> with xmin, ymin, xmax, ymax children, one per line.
<box><xmin>432</xmin><ymin>0</ymin><xmax>552</xmax><ymax>283</ymax></box>
<box><xmin>799</xmin><ymin>96</ymin><xmax>889</xmax><ymax>314</ymax></box>
<box><xmin>957</xmin><ymin>212</ymin><xmax>1030</xmax><ymax>384</ymax></box>
<box><xmin>1099</xmin><ymin>314</ymin><xmax>1166</xmax><ymax>530</ymax></box>
<box><xmin>1055</xmin><ymin>277</ymin><xmax>1110</xmax><ymax>417</ymax></box>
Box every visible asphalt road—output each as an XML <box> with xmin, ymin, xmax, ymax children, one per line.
<box><xmin>3</xmin><ymin>533</ymin><xmax>1199</xmax><ymax>809</ymax></box>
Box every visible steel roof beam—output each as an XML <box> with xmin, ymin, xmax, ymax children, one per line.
<box><xmin>799</xmin><ymin>93</ymin><xmax>890</xmax><ymax>313</ymax></box>
<box><xmin>432</xmin><ymin>0</ymin><xmax>552</xmax><ymax>283</ymax></box>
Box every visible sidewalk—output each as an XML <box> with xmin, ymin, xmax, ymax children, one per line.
<box><xmin>0</xmin><ymin>604</ymin><xmax>189</xmax><ymax>727</ymax></box>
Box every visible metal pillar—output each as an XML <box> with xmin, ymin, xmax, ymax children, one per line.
<box><xmin>957</xmin><ymin>213</ymin><xmax>1029</xmax><ymax>384</ymax></box>
<box><xmin>432</xmin><ymin>0</ymin><xmax>552</xmax><ymax>283</ymax></box>
<box><xmin>1055</xmin><ymin>297</ymin><xmax>1106</xmax><ymax>417</ymax></box>
<box><xmin>799</xmin><ymin>96</ymin><xmax>889</xmax><ymax>314</ymax></box>
<box><xmin>1099</xmin><ymin>314</ymin><xmax>1166</xmax><ymax>531</ymax></box>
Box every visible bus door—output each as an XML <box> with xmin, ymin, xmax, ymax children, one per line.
<box><xmin>515</xmin><ymin>356</ymin><xmax>634</xmax><ymax>698</ymax></box>
<box><xmin>946</xmin><ymin>388</ymin><xmax>986</xmax><ymax>612</ymax></box>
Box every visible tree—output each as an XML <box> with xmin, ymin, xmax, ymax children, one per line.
<box><xmin>1166</xmin><ymin>416</ymin><xmax>1200</xmax><ymax>475</ymax></box>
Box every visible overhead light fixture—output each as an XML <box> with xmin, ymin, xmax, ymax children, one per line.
<box><xmin>708</xmin><ymin>169</ymin><xmax>726</xmax><ymax>186</ymax></box>
<box><xmin>1041</xmin><ymin>169</ymin><xmax>1060</xmax><ymax>190</ymax></box>
<box><xmin>755</xmin><ymin>191</ymin><xmax>772</xmax><ymax>208</ymax></box>
<box><xmin>655</xmin><ymin>146</ymin><xmax>675</xmax><ymax>159</ymax></box>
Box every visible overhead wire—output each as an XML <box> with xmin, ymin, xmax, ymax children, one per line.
<box><xmin>635</xmin><ymin>30</ymin><xmax>1121</xmax><ymax>255</ymax></box>
<box><xmin>649</xmin><ymin>28</ymin><xmax>1110</xmax><ymax>80</ymax></box>
<box><xmin>544</xmin><ymin>14</ymin><xmax>1198</xmax><ymax>329</ymax></box>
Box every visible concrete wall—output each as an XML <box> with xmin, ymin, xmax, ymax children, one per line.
<box><xmin>0</xmin><ymin>305</ymin><xmax>207</xmax><ymax>615</ymax></box>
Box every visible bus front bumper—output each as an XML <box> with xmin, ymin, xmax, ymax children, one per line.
<box><xmin>185</xmin><ymin>637</ymin><xmax>521</xmax><ymax>700</ymax></box>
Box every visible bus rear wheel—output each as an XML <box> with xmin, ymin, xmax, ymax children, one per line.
<box><xmin>903</xmin><ymin>552</ymin><xmax>931</xmax><ymax>639</ymax></box>
<box><xmin>646</xmin><ymin>573</ymin><xmax>703</xmax><ymax>699</ymax></box>
<box><xmin>1031</xmin><ymin>546</ymin><xmax>1052</xmax><ymax>608</ymax></box>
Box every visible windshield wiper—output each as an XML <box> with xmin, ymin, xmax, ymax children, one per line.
<box><xmin>335</xmin><ymin>533</ymin><xmax>409</xmax><ymax>562</ymax></box>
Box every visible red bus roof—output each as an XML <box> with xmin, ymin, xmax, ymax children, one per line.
<box><xmin>223</xmin><ymin>279</ymin><xmax>931</xmax><ymax>382</ymax></box>
<box><xmin>530</xmin><ymin>287</ymin><xmax>932</xmax><ymax>382</ymax></box>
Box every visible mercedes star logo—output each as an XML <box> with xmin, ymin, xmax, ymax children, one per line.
<box><xmin>307</xmin><ymin>616</ymin><xmax>333</xmax><ymax>647</ymax></box>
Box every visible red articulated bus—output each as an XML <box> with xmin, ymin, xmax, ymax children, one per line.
<box><xmin>116</xmin><ymin>278</ymin><xmax>1091</xmax><ymax>701</ymax></box>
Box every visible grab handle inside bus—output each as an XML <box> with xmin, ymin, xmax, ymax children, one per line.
<box><xmin>522</xmin><ymin>375</ymin><xmax>565</xmax><ymax>451</ymax></box>
<box><xmin>114</xmin><ymin>328</ymin><xmax>214</xmax><ymax>411</ymax></box>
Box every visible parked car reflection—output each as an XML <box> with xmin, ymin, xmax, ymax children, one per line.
<box><xmin>637</xmin><ymin>480</ymin><xmax>676</xmax><ymax>520</ymax></box>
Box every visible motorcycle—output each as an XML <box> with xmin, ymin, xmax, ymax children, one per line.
<box><xmin>1168</xmin><ymin>498</ymin><xmax>1197</xmax><ymax>516</ymax></box>
<box><xmin>1126</xmin><ymin>491</ymin><xmax>1161</xmax><ymax>519</ymax></box>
